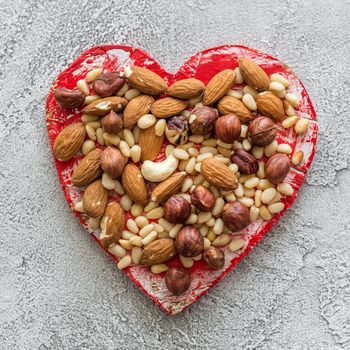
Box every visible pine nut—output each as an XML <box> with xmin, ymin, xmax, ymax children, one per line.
<box><xmin>212</xmin><ymin>198</ymin><xmax>225</xmax><ymax>217</ymax></box>
<box><xmin>268</xmin><ymin>202</ymin><xmax>285</xmax><ymax>214</ymax></box>
<box><xmin>269</xmin><ymin>81</ymin><xmax>285</xmax><ymax>92</ymax></box>
<box><xmin>139</xmin><ymin>224</ymin><xmax>154</xmax><ymax>238</ymax></box>
<box><xmin>188</xmin><ymin>147</ymin><xmax>199</xmax><ymax>157</ymax></box>
<box><xmin>122</xmin><ymin>230</ymin><xmax>135</xmax><ymax>240</ymax></box>
<box><xmin>225</xmin><ymin>193</ymin><xmax>236</xmax><ymax>202</ymax></box>
<box><xmin>154</xmin><ymin>119</ymin><xmax>166</xmax><ymax>137</ymax></box>
<box><xmin>292</xmin><ymin>150</ymin><xmax>304</xmax><ymax>165</ymax></box>
<box><xmin>158</xmin><ymin>231</ymin><xmax>169</xmax><ymax>239</ymax></box>
<box><xmin>244</xmin><ymin>177</ymin><xmax>259</xmax><ymax>189</ymax></box>
<box><xmin>135</xmin><ymin>216</ymin><xmax>149</xmax><ymax>228</ymax></box>
<box><xmin>200</xmin><ymin>147</ymin><xmax>218</xmax><ymax>155</ymax></box>
<box><xmin>138</xmin><ymin>114</ymin><xmax>156</xmax><ymax>129</ymax></box>
<box><xmin>217</xmin><ymin>140</ymin><xmax>233</xmax><ymax>149</ymax></box>
<box><xmin>295</xmin><ymin>118</ymin><xmax>310</xmax><ymax>134</ymax></box>
<box><xmin>194</xmin><ymin>174</ymin><xmax>205</xmax><ymax>185</ymax></box>
<box><xmin>189</xmin><ymin>135</ymin><xmax>204</xmax><ymax>143</ymax></box>
<box><xmin>181</xmin><ymin>110</ymin><xmax>191</xmax><ymax>118</ymax></box>
<box><xmin>119</xmin><ymin>239</ymin><xmax>133</xmax><ymax>250</ymax></box>
<box><xmin>207</xmin><ymin>230</ymin><xmax>216</xmax><ymax>241</ymax></box>
<box><xmin>129</xmin><ymin>236</ymin><xmax>143</xmax><ymax>247</ymax></box>
<box><xmin>173</xmin><ymin>148</ymin><xmax>189</xmax><ymax>160</ymax></box>
<box><xmin>284</xmin><ymin>100</ymin><xmax>295</xmax><ymax>116</ymax></box>
<box><xmin>259</xmin><ymin>205</ymin><xmax>272</xmax><ymax>220</ymax></box>
<box><xmin>242</xmin><ymin>93</ymin><xmax>257</xmax><ymax>111</ymax></box>
<box><xmin>197</xmin><ymin>153</ymin><xmax>213</xmax><ymax>162</ymax></box>
<box><xmin>254</xmin><ymin>189</ymin><xmax>262</xmax><ymax>207</ymax></box>
<box><xmin>242</xmin><ymin>139</ymin><xmax>252</xmax><ymax>151</ymax></box>
<box><xmin>188</xmin><ymin>95</ymin><xmax>202</xmax><ymax>107</ymax></box>
<box><xmin>199</xmin><ymin>225</ymin><xmax>209</xmax><ymax>237</ymax></box>
<box><xmin>180</xmin><ymin>255</ymin><xmax>194</xmax><ymax>268</ymax></box>
<box><xmin>285</xmin><ymin>93</ymin><xmax>299</xmax><ymax>108</ymax></box>
<box><xmin>88</xmin><ymin>217</ymin><xmax>100</xmax><ymax>230</ymax></box>
<box><xmin>238</xmin><ymin>197</ymin><xmax>254</xmax><ymax>207</ymax></box>
<box><xmin>270</xmin><ymin>73</ymin><xmax>290</xmax><ymax>88</ymax></box>
<box><xmin>119</xmin><ymin>140</ymin><xmax>130</xmax><ymax>157</ymax></box>
<box><xmin>146</xmin><ymin>207</ymin><xmax>164</xmax><ymax>219</ymax></box>
<box><xmin>126</xmin><ymin>219</ymin><xmax>139</xmax><ymax>234</ymax></box>
<box><xmin>202</xmin><ymin>138</ymin><xmax>217</xmax><ymax>147</ymax></box>
<box><xmin>234</xmin><ymin>183</ymin><xmax>244</xmax><ymax>197</ymax></box>
<box><xmin>234</xmin><ymin>67</ymin><xmax>244</xmax><ymax>84</ymax></box>
<box><xmin>210</xmin><ymin>186</ymin><xmax>220</xmax><ymax>198</ymax></box>
<box><xmin>82</xmin><ymin>140</ymin><xmax>96</xmax><ymax>155</ymax></box>
<box><xmin>102</xmin><ymin>172</ymin><xmax>117</xmax><ymax>190</ymax></box>
<box><xmin>85</xmin><ymin>121</ymin><xmax>101</xmax><ymax>129</ymax></box>
<box><xmin>130</xmin><ymin>204</ymin><xmax>143</xmax><ymax>217</ymax></box>
<box><xmin>261</xmin><ymin>188</ymin><xmax>277</xmax><ymax>204</ymax></box>
<box><xmin>206</xmin><ymin>217</ymin><xmax>215</xmax><ymax>227</ymax></box>
<box><xmin>122</xmin><ymin>129</ymin><xmax>134</xmax><ymax>147</ymax></box>
<box><xmin>74</xmin><ymin>201</ymin><xmax>84</xmax><ymax>212</ymax></box>
<box><xmin>282</xmin><ymin>115</ymin><xmax>298</xmax><ymax>129</ymax></box>
<box><xmin>195</xmin><ymin>163</ymin><xmax>201</xmax><ymax>172</ymax></box>
<box><xmin>214</xmin><ymin>155</ymin><xmax>230</xmax><ymax>164</ymax></box>
<box><xmin>120</xmin><ymin>194</ymin><xmax>132</xmax><ymax>211</ymax></box>
<box><xmin>153</xmin><ymin>223</ymin><xmax>164</xmax><ymax>233</ymax></box>
<box><xmin>269</xmin><ymin>192</ymin><xmax>282</xmax><ymax>204</ymax></box>
<box><xmin>86</xmin><ymin>68</ymin><xmax>103</xmax><ymax>82</ymax></box>
<box><xmin>116</xmin><ymin>82</ymin><xmax>129</xmax><ymax>96</ymax></box>
<box><xmin>273</xmin><ymin>89</ymin><xmax>286</xmax><ymax>98</ymax></box>
<box><xmin>204</xmin><ymin>237</ymin><xmax>211</xmax><ymax>250</ymax></box>
<box><xmin>132</xmin><ymin>126</ymin><xmax>140</xmax><ymax>143</ymax></box>
<box><xmin>257</xmin><ymin>179</ymin><xmax>274</xmax><ymax>190</ymax></box>
<box><xmin>184</xmin><ymin>213</ymin><xmax>196</xmax><ymax>225</ymax></box>
<box><xmin>103</xmin><ymin>132</ymin><xmax>120</xmax><ymax>146</ymax></box>
<box><xmin>179</xmin><ymin>193</ymin><xmax>191</xmax><ymax>203</ymax></box>
<box><xmin>178</xmin><ymin>142</ymin><xmax>194</xmax><ymax>151</ymax></box>
<box><xmin>166</xmin><ymin>145</ymin><xmax>175</xmax><ymax>156</ymax></box>
<box><xmin>277</xmin><ymin>183</ymin><xmax>294</xmax><ymax>196</ymax></box>
<box><xmin>158</xmin><ymin>218</ymin><xmax>174</xmax><ymax>232</ymax></box>
<box><xmin>85</xmin><ymin>95</ymin><xmax>100</xmax><ymax>105</ymax></box>
<box><xmin>114</xmin><ymin>180</ymin><xmax>125</xmax><ymax>195</ymax></box>
<box><xmin>229</xmin><ymin>238</ymin><xmax>246</xmax><ymax>252</ymax></box>
<box><xmin>197</xmin><ymin>212</ymin><xmax>212</xmax><ymax>224</ymax></box>
<box><xmin>226</xmin><ymin>89</ymin><xmax>243</xmax><ymax>99</ymax></box>
<box><xmin>169</xmin><ymin>224</ymin><xmax>183</xmax><ymax>238</ymax></box>
<box><xmin>142</xmin><ymin>231</ymin><xmax>157</xmax><ymax>246</ymax></box>
<box><xmin>243</xmin><ymin>85</ymin><xmax>258</xmax><ymax>97</ymax></box>
<box><xmin>95</xmin><ymin>128</ymin><xmax>104</xmax><ymax>145</ymax></box>
<box><xmin>109</xmin><ymin>244</ymin><xmax>126</xmax><ymax>258</ymax></box>
<box><xmin>277</xmin><ymin>143</ymin><xmax>293</xmax><ymax>154</ymax></box>
<box><xmin>213</xmin><ymin>218</ymin><xmax>224</xmax><ymax>235</ymax></box>
<box><xmin>179</xmin><ymin>177</ymin><xmax>192</xmax><ymax>193</ymax></box>
<box><xmin>76</xmin><ymin>79</ymin><xmax>90</xmax><ymax>95</ymax></box>
<box><xmin>264</xmin><ymin>140</ymin><xmax>278</xmax><ymax>157</ymax></box>
<box><xmin>117</xmin><ymin>255</ymin><xmax>132</xmax><ymax>269</ymax></box>
<box><xmin>212</xmin><ymin>233</ymin><xmax>231</xmax><ymax>247</ymax></box>
<box><xmin>244</xmin><ymin>188</ymin><xmax>255</xmax><ymax>198</ymax></box>
<box><xmin>228</xmin><ymin>164</ymin><xmax>238</xmax><ymax>174</ymax></box>
<box><xmin>131</xmin><ymin>247</ymin><xmax>142</xmax><ymax>264</ymax></box>
<box><xmin>125</xmin><ymin>88</ymin><xmax>141</xmax><ymax>101</ymax></box>
<box><xmin>151</xmin><ymin>264</ymin><xmax>169</xmax><ymax>274</ymax></box>
<box><xmin>130</xmin><ymin>145</ymin><xmax>141</xmax><ymax>163</ymax></box>
<box><xmin>81</xmin><ymin>114</ymin><xmax>99</xmax><ymax>123</ymax></box>
<box><xmin>250</xmin><ymin>206</ymin><xmax>260</xmax><ymax>221</ymax></box>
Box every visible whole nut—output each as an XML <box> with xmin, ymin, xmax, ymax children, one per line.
<box><xmin>215</xmin><ymin>115</ymin><xmax>241</xmax><ymax>143</ymax></box>
<box><xmin>93</xmin><ymin>72</ymin><xmax>125</xmax><ymax>97</ymax></box>
<box><xmin>248</xmin><ymin>116</ymin><xmax>276</xmax><ymax>146</ymax></box>
<box><xmin>265</xmin><ymin>153</ymin><xmax>290</xmax><ymax>184</ymax></box>
<box><xmin>203</xmin><ymin>247</ymin><xmax>225</xmax><ymax>270</ymax></box>
<box><xmin>165</xmin><ymin>267</ymin><xmax>191</xmax><ymax>296</ymax></box>
<box><xmin>189</xmin><ymin>106</ymin><xmax>218</xmax><ymax>135</ymax></box>
<box><xmin>222</xmin><ymin>201</ymin><xmax>250</xmax><ymax>232</ymax></box>
<box><xmin>165</xmin><ymin>116</ymin><xmax>189</xmax><ymax>145</ymax></box>
<box><xmin>101</xmin><ymin>110</ymin><xmax>124</xmax><ymax>134</ymax></box>
<box><xmin>163</xmin><ymin>195</ymin><xmax>191</xmax><ymax>224</ymax></box>
<box><xmin>190</xmin><ymin>185</ymin><xmax>216</xmax><ymax>212</ymax></box>
<box><xmin>54</xmin><ymin>88</ymin><xmax>85</xmax><ymax>108</ymax></box>
<box><xmin>230</xmin><ymin>149</ymin><xmax>258</xmax><ymax>174</ymax></box>
<box><xmin>175</xmin><ymin>226</ymin><xmax>204</xmax><ymax>257</ymax></box>
<box><xmin>100</xmin><ymin>146</ymin><xmax>125</xmax><ymax>178</ymax></box>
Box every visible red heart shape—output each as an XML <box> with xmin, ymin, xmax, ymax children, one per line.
<box><xmin>46</xmin><ymin>45</ymin><xmax>318</xmax><ymax>315</ymax></box>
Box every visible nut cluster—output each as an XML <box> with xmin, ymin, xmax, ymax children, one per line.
<box><xmin>52</xmin><ymin>56</ymin><xmax>309</xmax><ymax>296</ymax></box>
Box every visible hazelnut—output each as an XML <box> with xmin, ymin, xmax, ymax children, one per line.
<box><xmin>222</xmin><ymin>201</ymin><xmax>250</xmax><ymax>232</ymax></box>
<box><xmin>165</xmin><ymin>116</ymin><xmax>189</xmax><ymax>145</ymax></box>
<box><xmin>165</xmin><ymin>267</ymin><xmax>191</xmax><ymax>296</ymax></box>
<box><xmin>203</xmin><ymin>247</ymin><xmax>225</xmax><ymax>270</ymax></box>
<box><xmin>230</xmin><ymin>149</ymin><xmax>258</xmax><ymax>174</ymax></box>
<box><xmin>54</xmin><ymin>88</ymin><xmax>85</xmax><ymax>109</ymax></box>
<box><xmin>265</xmin><ymin>153</ymin><xmax>290</xmax><ymax>184</ymax></box>
<box><xmin>248</xmin><ymin>116</ymin><xmax>276</xmax><ymax>146</ymax></box>
<box><xmin>190</xmin><ymin>185</ymin><xmax>215</xmax><ymax>212</ymax></box>
<box><xmin>175</xmin><ymin>226</ymin><xmax>204</xmax><ymax>257</ymax></box>
<box><xmin>215</xmin><ymin>115</ymin><xmax>241</xmax><ymax>143</ymax></box>
<box><xmin>92</xmin><ymin>72</ymin><xmax>125</xmax><ymax>97</ymax></box>
<box><xmin>163</xmin><ymin>195</ymin><xmax>191</xmax><ymax>223</ymax></box>
<box><xmin>100</xmin><ymin>146</ymin><xmax>125</xmax><ymax>178</ymax></box>
<box><xmin>101</xmin><ymin>111</ymin><xmax>123</xmax><ymax>134</ymax></box>
<box><xmin>189</xmin><ymin>106</ymin><xmax>218</xmax><ymax>135</ymax></box>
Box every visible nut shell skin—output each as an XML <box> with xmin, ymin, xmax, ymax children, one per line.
<box><xmin>165</xmin><ymin>116</ymin><xmax>189</xmax><ymax>145</ymax></box>
<box><xmin>175</xmin><ymin>226</ymin><xmax>204</xmax><ymax>257</ymax></box>
<box><xmin>93</xmin><ymin>72</ymin><xmax>125</xmax><ymax>97</ymax></box>
<box><xmin>231</xmin><ymin>149</ymin><xmax>258</xmax><ymax>174</ymax></box>
<box><xmin>215</xmin><ymin>115</ymin><xmax>241</xmax><ymax>143</ymax></box>
<box><xmin>248</xmin><ymin>116</ymin><xmax>276</xmax><ymax>146</ymax></box>
<box><xmin>100</xmin><ymin>147</ymin><xmax>125</xmax><ymax>178</ymax></box>
<box><xmin>165</xmin><ymin>267</ymin><xmax>191</xmax><ymax>296</ymax></box>
<box><xmin>163</xmin><ymin>195</ymin><xmax>191</xmax><ymax>224</ymax></box>
<box><xmin>54</xmin><ymin>88</ymin><xmax>85</xmax><ymax>109</ymax></box>
<box><xmin>101</xmin><ymin>111</ymin><xmax>123</xmax><ymax>134</ymax></box>
<box><xmin>203</xmin><ymin>247</ymin><xmax>225</xmax><ymax>270</ymax></box>
<box><xmin>265</xmin><ymin>153</ymin><xmax>290</xmax><ymax>184</ymax></box>
<box><xmin>222</xmin><ymin>201</ymin><xmax>250</xmax><ymax>232</ymax></box>
<box><xmin>190</xmin><ymin>185</ymin><xmax>215</xmax><ymax>212</ymax></box>
<box><xmin>189</xmin><ymin>106</ymin><xmax>218</xmax><ymax>135</ymax></box>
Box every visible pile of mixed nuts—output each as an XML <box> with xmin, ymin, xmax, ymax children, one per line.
<box><xmin>52</xmin><ymin>57</ymin><xmax>309</xmax><ymax>296</ymax></box>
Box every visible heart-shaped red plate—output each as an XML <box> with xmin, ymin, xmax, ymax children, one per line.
<box><xmin>46</xmin><ymin>44</ymin><xmax>317</xmax><ymax>315</ymax></box>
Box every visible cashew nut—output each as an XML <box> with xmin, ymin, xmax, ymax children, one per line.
<box><xmin>141</xmin><ymin>155</ymin><xmax>179</xmax><ymax>182</ymax></box>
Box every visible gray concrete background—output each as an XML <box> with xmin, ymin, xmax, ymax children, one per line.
<box><xmin>1</xmin><ymin>0</ymin><xmax>349</xmax><ymax>349</ymax></box>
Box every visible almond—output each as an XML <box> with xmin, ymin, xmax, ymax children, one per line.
<box><xmin>151</xmin><ymin>171</ymin><xmax>187</xmax><ymax>203</ymax></box>
<box><xmin>123</xmin><ymin>94</ymin><xmax>154</xmax><ymax>128</ymax></box>
<box><xmin>53</xmin><ymin>123</ymin><xmax>86</xmax><ymax>161</ymax></box>
<box><xmin>238</xmin><ymin>57</ymin><xmax>270</xmax><ymax>91</ymax></box>
<box><xmin>217</xmin><ymin>96</ymin><xmax>252</xmax><ymax>123</ymax></box>
<box><xmin>203</xmin><ymin>69</ymin><xmax>235</xmax><ymax>105</ymax></box>
<box><xmin>126</xmin><ymin>66</ymin><xmax>167</xmax><ymax>95</ymax></box>
<box><xmin>201</xmin><ymin>158</ymin><xmax>238</xmax><ymax>190</ymax></box>
<box><xmin>151</xmin><ymin>97</ymin><xmax>187</xmax><ymax>118</ymax></box>
<box><xmin>139</xmin><ymin>238</ymin><xmax>177</xmax><ymax>266</ymax></box>
<box><xmin>121</xmin><ymin>163</ymin><xmax>148</xmax><ymax>205</ymax></box>
<box><xmin>255</xmin><ymin>91</ymin><xmax>285</xmax><ymax>121</ymax></box>
<box><xmin>167</xmin><ymin>78</ymin><xmax>205</xmax><ymax>99</ymax></box>
<box><xmin>72</xmin><ymin>148</ymin><xmax>102</xmax><ymax>186</ymax></box>
<box><xmin>100</xmin><ymin>202</ymin><xmax>125</xmax><ymax>248</ymax></box>
<box><xmin>83</xmin><ymin>96</ymin><xmax>128</xmax><ymax>116</ymax></box>
<box><xmin>139</xmin><ymin>124</ymin><xmax>164</xmax><ymax>161</ymax></box>
<box><xmin>82</xmin><ymin>179</ymin><xmax>108</xmax><ymax>218</ymax></box>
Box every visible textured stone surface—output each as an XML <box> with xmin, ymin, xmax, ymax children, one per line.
<box><xmin>0</xmin><ymin>0</ymin><xmax>349</xmax><ymax>349</ymax></box>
